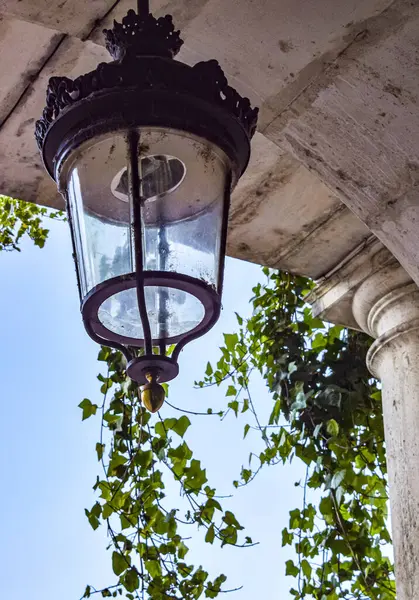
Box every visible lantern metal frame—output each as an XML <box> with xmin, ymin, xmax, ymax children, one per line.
<box><xmin>35</xmin><ymin>0</ymin><xmax>258</xmax><ymax>384</ymax></box>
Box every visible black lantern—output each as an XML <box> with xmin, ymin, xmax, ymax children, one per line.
<box><xmin>35</xmin><ymin>0</ymin><xmax>258</xmax><ymax>406</ymax></box>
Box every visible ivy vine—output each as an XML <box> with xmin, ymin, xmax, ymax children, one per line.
<box><xmin>80</xmin><ymin>269</ymin><xmax>394</xmax><ymax>600</ymax></box>
<box><xmin>0</xmin><ymin>194</ymin><xmax>393</xmax><ymax>599</ymax></box>
<box><xmin>81</xmin><ymin>346</ymin><xmax>253</xmax><ymax>600</ymax></box>
<box><xmin>0</xmin><ymin>194</ymin><xmax>63</xmax><ymax>252</ymax></box>
<box><xmin>199</xmin><ymin>270</ymin><xmax>394</xmax><ymax>599</ymax></box>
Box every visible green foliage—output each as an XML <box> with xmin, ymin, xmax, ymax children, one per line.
<box><xmin>80</xmin><ymin>349</ymin><xmax>250</xmax><ymax>600</ymax></box>
<box><xmin>80</xmin><ymin>269</ymin><xmax>393</xmax><ymax>599</ymax></box>
<box><xmin>0</xmin><ymin>195</ymin><xmax>63</xmax><ymax>252</ymax></box>
<box><xmin>199</xmin><ymin>269</ymin><xmax>394</xmax><ymax>600</ymax></box>
<box><xmin>79</xmin><ymin>398</ymin><xmax>98</xmax><ymax>421</ymax></box>
<box><xmin>0</xmin><ymin>189</ymin><xmax>393</xmax><ymax>599</ymax></box>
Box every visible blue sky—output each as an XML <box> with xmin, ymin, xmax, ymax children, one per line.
<box><xmin>0</xmin><ymin>218</ymin><xmax>305</xmax><ymax>599</ymax></box>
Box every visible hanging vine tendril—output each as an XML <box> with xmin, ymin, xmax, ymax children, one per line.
<box><xmin>0</xmin><ymin>195</ymin><xmax>395</xmax><ymax>600</ymax></box>
<box><xmin>80</xmin><ymin>268</ymin><xmax>394</xmax><ymax>600</ymax></box>
<box><xmin>80</xmin><ymin>346</ymin><xmax>254</xmax><ymax>600</ymax></box>
<box><xmin>197</xmin><ymin>269</ymin><xmax>394</xmax><ymax>600</ymax></box>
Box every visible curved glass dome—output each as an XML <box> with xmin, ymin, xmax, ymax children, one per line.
<box><xmin>98</xmin><ymin>286</ymin><xmax>205</xmax><ymax>341</ymax></box>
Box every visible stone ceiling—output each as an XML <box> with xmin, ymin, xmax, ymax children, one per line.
<box><xmin>1</xmin><ymin>0</ymin><xmax>418</xmax><ymax>286</ymax></box>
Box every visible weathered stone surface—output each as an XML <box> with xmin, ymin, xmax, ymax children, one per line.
<box><xmin>0</xmin><ymin>36</ymin><xmax>108</xmax><ymax>205</ymax></box>
<box><xmin>229</xmin><ymin>133</ymin><xmax>369</xmax><ymax>277</ymax></box>
<box><xmin>0</xmin><ymin>16</ymin><xmax>63</xmax><ymax>126</ymax></box>
<box><xmin>352</xmin><ymin>259</ymin><xmax>419</xmax><ymax>600</ymax></box>
<box><xmin>309</xmin><ymin>239</ymin><xmax>419</xmax><ymax>600</ymax></box>
<box><xmin>6</xmin><ymin>3</ymin><xmax>419</xmax><ymax>595</ymax></box>
<box><xmin>278</xmin><ymin>0</ymin><xmax>419</xmax><ymax>285</ymax></box>
<box><xmin>0</xmin><ymin>9</ymin><xmax>110</xmax><ymax>206</ymax></box>
<box><xmin>95</xmin><ymin>0</ymin><xmax>393</xmax><ymax>115</ymax></box>
<box><xmin>0</xmin><ymin>0</ymin><xmax>116</xmax><ymax>38</ymax></box>
<box><xmin>0</xmin><ymin>0</ymin><xmax>411</xmax><ymax>281</ymax></box>
<box><xmin>307</xmin><ymin>238</ymin><xmax>393</xmax><ymax>328</ymax></box>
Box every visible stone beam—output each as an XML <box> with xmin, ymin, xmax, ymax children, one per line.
<box><xmin>0</xmin><ymin>16</ymin><xmax>63</xmax><ymax>127</ymax></box>
<box><xmin>228</xmin><ymin>135</ymin><xmax>369</xmax><ymax>278</ymax></box>
<box><xmin>273</xmin><ymin>0</ymin><xmax>419</xmax><ymax>286</ymax></box>
<box><xmin>0</xmin><ymin>0</ymin><xmax>116</xmax><ymax>38</ymax></box>
<box><xmin>0</xmin><ymin>34</ymin><xmax>109</xmax><ymax>208</ymax></box>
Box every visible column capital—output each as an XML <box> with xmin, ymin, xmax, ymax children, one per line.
<box><xmin>307</xmin><ymin>237</ymin><xmax>395</xmax><ymax>331</ymax></box>
<box><xmin>308</xmin><ymin>236</ymin><xmax>419</xmax><ymax>377</ymax></box>
<box><xmin>352</xmin><ymin>262</ymin><xmax>419</xmax><ymax>378</ymax></box>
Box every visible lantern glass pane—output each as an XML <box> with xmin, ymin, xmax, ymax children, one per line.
<box><xmin>67</xmin><ymin>133</ymin><xmax>131</xmax><ymax>297</ymax></box>
<box><xmin>66</xmin><ymin>129</ymin><xmax>229</xmax><ymax>344</ymax></box>
<box><xmin>136</xmin><ymin>130</ymin><xmax>228</xmax><ymax>290</ymax></box>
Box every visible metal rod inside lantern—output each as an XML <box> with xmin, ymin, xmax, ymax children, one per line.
<box><xmin>128</xmin><ymin>129</ymin><xmax>153</xmax><ymax>356</ymax></box>
<box><xmin>157</xmin><ymin>220</ymin><xmax>169</xmax><ymax>356</ymax></box>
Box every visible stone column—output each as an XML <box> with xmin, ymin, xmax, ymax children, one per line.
<box><xmin>352</xmin><ymin>260</ymin><xmax>419</xmax><ymax>600</ymax></box>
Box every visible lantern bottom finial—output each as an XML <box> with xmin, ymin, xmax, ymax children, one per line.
<box><xmin>140</xmin><ymin>370</ymin><xmax>166</xmax><ymax>413</ymax></box>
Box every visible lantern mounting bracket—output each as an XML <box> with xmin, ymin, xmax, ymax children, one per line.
<box><xmin>104</xmin><ymin>9</ymin><xmax>184</xmax><ymax>61</ymax></box>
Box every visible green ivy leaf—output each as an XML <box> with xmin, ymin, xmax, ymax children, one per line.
<box><xmin>108</xmin><ymin>453</ymin><xmax>127</xmax><ymax>475</ymax></box>
<box><xmin>326</xmin><ymin>419</ymin><xmax>340</xmax><ymax>437</ymax></box>
<box><xmin>223</xmin><ymin>511</ymin><xmax>243</xmax><ymax>529</ymax></box>
<box><xmin>285</xmin><ymin>560</ymin><xmax>299</xmax><ymax>577</ymax></box>
<box><xmin>124</xmin><ymin>568</ymin><xmax>139</xmax><ymax>593</ymax></box>
<box><xmin>312</xmin><ymin>333</ymin><xmax>326</xmax><ymax>349</ymax></box>
<box><xmin>85</xmin><ymin>508</ymin><xmax>100</xmax><ymax>531</ymax></box>
<box><xmin>331</xmin><ymin>469</ymin><xmax>346</xmax><ymax>489</ymax></box>
<box><xmin>301</xmin><ymin>559</ymin><xmax>312</xmax><ymax>578</ymax></box>
<box><xmin>335</xmin><ymin>486</ymin><xmax>344</xmax><ymax>506</ymax></box>
<box><xmin>112</xmin><ymin>551</ymin><xmax>129</xmax><ymax>576</ymax></box>
<box><xmin>235</xmin><ymin>312</ymin><xmax>243</xmax><ymax>326</ymax></box>
<box><xmin>205</xmin><ymin>524</ymin><xmax>215</xmax><ymax>544</ymax></box>
<box><xmin>96</xmin><ymin>443</ymin><xmax>105</xmax><ymax>461</ymax></box>
<box><xmin>106</xmin><ymin>501</ymin><xmax>118</xmax><ymax>519</ymax></box>
<box><xmin>79</xmin><ymin>399</ymin><xmax>98</xmax><ymax>421</ymax></box>
<box><xmin>135</xmin><ymin>449</ymin><xmax>153</xmax><ymax>469</ymax></box>
<box><xmin>173</xmin><ymin>415</ymin><xmax>191</xmax><ymax>437</ymax></box>
<box><xmin>184</xmin><ymin>459</ymin><xmax>207</xmax><ymax>491</ymax></box>
<box><xmin>154</xmin><ymin>421</ymin><xmax>166</xmax><ymax>437</ymax></box>
<box><xmin>224</xmin><ymin>333</ymin><xmax>238</xmax><ymax>352</ymax></box>
<box><xmin>145</xmin><ymin>559</ymin><xmax>162</xmax><ymax>578</ymax></box>
<box><xmin>228</xmin><ymin>400</ymin><xmax>239</xmax><ymax>416</ymax></box>
<box><xmin>282</xmin><ymin>528</ymin><xmax>293</xmax><ymax>546</ymax></box>
<box><xmin>98</xmin><ymin>347</ymin><xmax>111</xmax><ymax>362</ymax></box>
